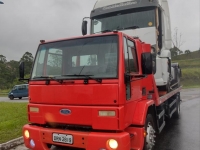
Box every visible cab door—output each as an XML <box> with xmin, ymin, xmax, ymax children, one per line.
<box><xmin>123</xmin><ymin>37</ymin><xmax>141</xmax><ymax>101</ymax></box>
<box><xmin>123</xmin><ymin>36</ymin><xmax>143</xmax><ymax>127</ymax></box>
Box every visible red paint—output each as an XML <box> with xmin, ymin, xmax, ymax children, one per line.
<box><xmin>23</xmin><ymin>32</ymin><xmax>181</xmax><ymax>150</ymax></box>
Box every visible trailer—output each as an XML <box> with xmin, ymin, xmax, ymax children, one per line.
<box><xmin>21</xmin><ymin>30</ymin><xmax>181</xmax><ymax>150</ymax></box>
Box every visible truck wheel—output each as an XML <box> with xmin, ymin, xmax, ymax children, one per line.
<box><xmin>10</xmin><ymin>95</ymin><xmax>14</xmax><ymax>100</ymax></box>
<box><xmin>173</xmin><ymin>94</ymin><xmax>180</xmax><ymax>118</ymax></box>
<box><xmin>144</xmin><ymin>114</ymin><xmax>156</xmax><ymax>150</ymax></box>
<box><xmin>19</xmin><ymin>97</ymin><xmax>22</xmax><ymax>99</ymax></box>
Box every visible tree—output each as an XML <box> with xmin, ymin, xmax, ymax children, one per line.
<box><xmin>185</xmin><ymin>50</ymin><xmax>191</xmax><ymax>54</ymax></box>
<box><xmin>171</xmin><ymin>27</ymin><xmax>185</xmax><ymax>55</ymax></box>
<box><xmin>7</xmin><ymin>60</ymin><xmax>19</xmax><ymax>83</ymax></box>
<box><xmin>0</xmin><ymin>54</ymin><xmax>7</xmax><ymax>63</ymax></box>
<box><xmin>170</xmin><ymin>47</ymin><xmax>179</xmax><ymax>57</ymax></box>
<box><xmin>0</xmin><ymin>55</ymin><xmax>12</xmax><ymax>89</ymax></box>
<box><xmin>0</xmin><ymin>52</ymin><xmax>34</xmax><ymax>90</ymax></box>
<box><xmin>20</xmin><ymin>52</ymin><xmax>34</xmax><ymax>75</ymax></box>
<box><xmin>179</xmin><ymin>50</ymin><xmax>183</xmax><ymax>55</ymax></box>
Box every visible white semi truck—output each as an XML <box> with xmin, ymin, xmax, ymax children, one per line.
<box><xmin>82</xmin><ymin>0</ymin><xmax>181</xmax><ymax>91</ymax></box>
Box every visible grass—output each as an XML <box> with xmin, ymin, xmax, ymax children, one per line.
<box><xmin>0</xmin><ymin>102</ymin><xmax>28</xmax><ymax>143</ymax></box>
<box><xmin>172</xmin><ymin>50</ymin><xmax>200</xmax><ymax>60</ymax></box>
<box><xmin>0</xmin><ymin>89</ymin><xmax>10</xmax><ymax>96</ymax></box>
<box><xmin>173</xmin><ymin>58</ymin><xmax>200</xmax><ymax>69</ymax></box>
<box><xmin>174</xmin><ymin>60</ymin><xmax>200</xmax><ymax>88</ymax></box>
<box><xmin>172</xmin><ymin>50</ymin><xmax>200</xmax><ymax>88</ymax></box>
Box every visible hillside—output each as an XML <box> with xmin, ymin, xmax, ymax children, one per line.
<box><xmin>172</xmin><ymin>50</ymin><xmax>200</xmax><ymax>88</ymax></box>
<box><xmin>172</xmin><ymin>50</ymin><xmax>200</xmax><ymax>60</ymax></box>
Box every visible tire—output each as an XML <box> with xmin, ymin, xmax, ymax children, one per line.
<box><xmin>10</xmin><ymin>95</ymin><xmax>14</xmax><ymax>100</ymax></box>
<box><xmin>143</xmin><ymin>114</ymin><xmax>156</xmax><ymax>150</ymax></box>
<box><xmin>173</xmin><ymin>94</ymin><xmax>180</xmax><ymax>118</ymax></box>
<box><xmin>19</xmin><ymin>97</ymin><xmax>22</xmax><ymax>99</ymax></box>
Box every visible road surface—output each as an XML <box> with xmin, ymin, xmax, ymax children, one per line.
<box><xmin>8</xmin><ymin>88</ymin><xmax>200</xmax><ymax>150</ymax></box>
<box><xmin>0</xmin><ymin>97</ymin><xmax>28</xmax><ymax>103</ymax></box>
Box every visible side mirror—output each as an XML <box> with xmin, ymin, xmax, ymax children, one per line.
<box><xmin>142</xmin><ymin>52</ymin><xmax>153</xmax><ymax>75</ymax></box>
<box><xmin>151</xmin><ymin>47</ymin><xmax>157</xmax><ymax>74</ymax></box>
<box><xmin>82</xmin><ymin>20</ymin><xmax>88</xmax><ymax>35</ymax></box>
<box><xmin>124</xmin><ymin>73</ymin><xmax>131</xmax><ymax>83</ymax></box>
<box><xmin>19</xmin><ymin>61</ymin><xmax>25</xmax><ymax>79</ymax></box>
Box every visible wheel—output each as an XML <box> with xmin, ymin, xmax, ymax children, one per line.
<box><xmin>143</xmin><ymin>114</ymin><xmax>156</xmax><ymax>150</ymax></box>
<box><xmin>10</xmin><ymin>95</ymin><xmax>14</xmax><ymax>100</ymax></box>
<box><xmin>19</xmin><ymin>97</ymin><xmax>22</xmax><ymax>99</ymax></box>
<box><xmin>173</xmin><ymin>94</ymin><xmax>180</xmax><ymax>118</ymax></box>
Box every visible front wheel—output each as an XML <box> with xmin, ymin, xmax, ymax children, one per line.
<box><xmin>10</xmin><ymin>95</ymin><xmax>14</xmax><ymax>100</ymax></box>
<box><xmin>143</xmin><ymin>114</ymin><xmax>156</xmax><ymax>150</ymax></box>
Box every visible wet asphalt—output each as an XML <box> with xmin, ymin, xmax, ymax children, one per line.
<box><xmin>154</xmin><ymin>90</ymin><xmax>200</xmax><ymax>150</ymax></box>
<box><xmin>7</xmin><ymin>88</ymin><xmax>200</xmax><ymax>150</ymax></box>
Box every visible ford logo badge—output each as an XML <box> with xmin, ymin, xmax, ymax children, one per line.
<box><xmin>60</xmin><ymin>109</ymin><xmax>71</xmax><ymax>115</ymax></box>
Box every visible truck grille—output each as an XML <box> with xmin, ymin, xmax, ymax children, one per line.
<box><xmin>46</xmin><ymin>123</ymin><xmax>93</xmax><ymax>132</ymax></box>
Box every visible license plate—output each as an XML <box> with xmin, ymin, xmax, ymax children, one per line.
<box><xmin>52</xmin><ymin>133</ymin><xmax>73</xmax><ymax>144</ymax></box>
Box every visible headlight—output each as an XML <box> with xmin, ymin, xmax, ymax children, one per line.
<box><xmin>24</xmin><ymin>130</ymin><xmax>30</xmax><ymax>139</ymax></box>
<box><xmin>108</xmin><ymin>139</ymin><xmax>118</xmax><ymax>149</ymax></box>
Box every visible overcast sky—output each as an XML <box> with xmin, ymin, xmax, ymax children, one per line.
<box><xmin>0</xmin><ymin>0</ymin><xmax>199</xmax><ymax>61</ymax></box>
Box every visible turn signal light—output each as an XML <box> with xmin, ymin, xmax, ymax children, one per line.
<box><xmin>108</xmin><ymin>139</ymin><xmax>118</xmax><ymax>149</ymax></box>
<box><xmin>30</xmin><ymin>107</ymin><xmax>39</xmax><ymax>113</ymax></box>
<box><xmin>99</xmin><ymin>111</ymin><xmax>115</xmax><ymax>117</ymax></box>
<box><xmin>24</xmin><ymin>130</ymin><xmax>30</xmax><ymax>139</ymax></box>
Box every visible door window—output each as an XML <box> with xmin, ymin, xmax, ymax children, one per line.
<box><xmin>127</xmin><ymin>39</ymin><xmax>138</xmax><ymax>73</ymax></box>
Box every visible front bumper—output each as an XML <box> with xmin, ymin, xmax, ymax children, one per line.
<box><xmin>23</xmin><ymin>124</ymin><xmax>131</xmax><ymax>150</ymax></box>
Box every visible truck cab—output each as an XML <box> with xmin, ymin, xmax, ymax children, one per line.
<box><xmin>22</xmin><ymin>32</ymin><xmax>157</xmax><ymax>150</ymax></box>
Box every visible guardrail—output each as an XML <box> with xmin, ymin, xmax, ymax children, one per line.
<box><xmin>0</xmin><ymin>92</ymin><xmax>8</xmax><ymax>95</ymax></box>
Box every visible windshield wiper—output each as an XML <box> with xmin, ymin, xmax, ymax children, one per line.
<box><xmin>115</xmin><ymin>26</ymin><xmax>140</xmax><ymax>31</ymax></box>
<box><xmin>94</xmin><ymin>29</ymin><xmax>112</xmax><ymax>34</ymax></box>
<box><xmin>62</xmin><ymin>74</ymin><xmax>102</xmax><ymax>84</ymax></box>
<box><xmin>33</xmin><ymin>76</ymin><xmax>64</xmax><ymax>84</ymax></box>
<box><xmin>94</xmin><ymin>26</ymin><xmax>140</xmax><ymax>34</ymax></box>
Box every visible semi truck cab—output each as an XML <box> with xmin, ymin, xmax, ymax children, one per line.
<box><xmin>82</xmin><ymin>0</ymin><xmax>173</xmax><ymax>90</ymax></box>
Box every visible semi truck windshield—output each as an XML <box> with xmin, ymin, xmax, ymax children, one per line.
<box><xmin>92</xmin><ymin>9</ymin><xmax>155</xmax><ymax>33</ymax></box>
<box><xmin>31</xmin><ymin>35</ymin><xmax>118</xmax><ymax>79</ymax></box>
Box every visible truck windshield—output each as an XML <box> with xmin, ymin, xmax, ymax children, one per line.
<box><xmin>92</xmin><ymin>8</ymin><xmax>155</xmax><ymax>33</ymax></box>
<box><xmin>31</xmin><ymin>35</ymin><xmax>118</xmax><ymax>79</ymax></box>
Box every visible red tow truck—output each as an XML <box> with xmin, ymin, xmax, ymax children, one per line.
<box><xmin>20</xmin><ymin>31</ymin><xmax>181</xmax><ymax>150</ymax></box>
